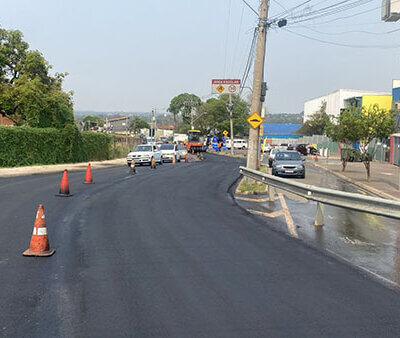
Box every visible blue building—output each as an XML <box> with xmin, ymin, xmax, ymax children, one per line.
<box><xmin>262</xmin><ymin>123</ymin><xmax>301</xmax><ymax>139</ymax></box>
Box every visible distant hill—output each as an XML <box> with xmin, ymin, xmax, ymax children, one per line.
<box><xmin>265</xmin><ymin>113</ymin><xmax>303</xmax><ymax>124</ymax></box>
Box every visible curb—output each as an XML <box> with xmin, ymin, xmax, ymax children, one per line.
<box><xmin>0</xmin><ymin>158</ymin><xmax>126</xmax><ymax>178</ymax></box>
<box><xmin>309</xmin><ymin>161</ymin><xmax>400</xmax><ymax>201</ymax></box>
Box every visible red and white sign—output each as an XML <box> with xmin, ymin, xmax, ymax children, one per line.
<box><xmin>212</xmin><ymin>79</ymin><xmax>241</xmax><ymax>95</ymax></box>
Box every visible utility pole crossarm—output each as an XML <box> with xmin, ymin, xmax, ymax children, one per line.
<box><xmin>246</xmin><ymin>0</ymin><xmax>268</xmax><ymax>170</ymax></box>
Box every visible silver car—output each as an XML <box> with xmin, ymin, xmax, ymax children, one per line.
<box><xmin>272</xmin><ymin>151</ymin><xmax>305</xmax><ymax>178</ymax></box>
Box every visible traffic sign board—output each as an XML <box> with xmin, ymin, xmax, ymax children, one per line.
<box><xmin>223</xmin><ymin>130</ymin><xmax>228</xmax><ymax>136</ymax></box>
<box><xmin>247</xmin><ymin>112</ymin><xmax>263</xmax><ymax>129</ymax></box>
<box><xmin>216</xmin><ymin>85</ymin><xmax>225</xmax><ymax>93</ymax></box>
<box><xmin>212</xmin><ymin>79</ymin><xmax>240</xmax><ymax>95</ymax></box>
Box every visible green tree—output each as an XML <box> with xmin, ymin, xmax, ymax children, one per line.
<box><xmin>0</xmin><ymin>28</ymin><xmax>74</xmax><ymax>128</ymax></box>
<box><xmin>168</xmin><ymin>93</ymin><xmax>201</xmax><ymax>127</ymax></box>
<box><xmin>202</xmin><ymin>94</ymin><xmax>249</xmax><ymax>136</ymax></box>
<box><xmin>129</xmin><ymin>116</ymin><xmax>150</xmax><ymax>134</ymax></box>
<box><xmin>83</xmin><ymin>115</ymin><xmax>105</xmax><ymax>129</ymax></box>
<box><xmin>325</xmin><ymin>105</ymin><xmax>396</xmax><ymax>180</ymax></box>
<box><xmin>296</xmin><ymin>101</ymin><xmax>329</xmax><ymax>136</ymax></box>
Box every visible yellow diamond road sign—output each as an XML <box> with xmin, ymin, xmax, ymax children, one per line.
<box><xmin>223</xmin><ymin>130</ymin><xmax>228</xmax><ymax>136</ymax></box>
<box><xmin>247</xmin><ymin>112</ymin><xmax>263</xmax><ymax>129</ymax></box>
<box><xmin>216</xmin><ymin>85</ymin><xmax>225</xmax><ymax>93</ymax></box>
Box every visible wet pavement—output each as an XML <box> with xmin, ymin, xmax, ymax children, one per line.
<box><xmin>236</xmin><ymin>161</ymin><xmax>400</xmax><ymax>289</ymax></box>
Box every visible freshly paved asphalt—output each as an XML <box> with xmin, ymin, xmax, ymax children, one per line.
<box><xmin>1</xmin><ymin>154</ymin><xmax>400</xmax><ymax>337</ymax></box>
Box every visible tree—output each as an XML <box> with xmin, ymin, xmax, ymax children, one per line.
<box><xmin>325</xmin><ymin>105</ymin><xmax>396</xmax><ymax>181</ymax></box>
<box><xmin>296</xmin><ymin>101</ymin><xmax>329</xmax><ymax>136</ymax></box>
<box><xmin>0</xmin><ymin>28</ymin><xmax>74</xmax><ymax>128</ymax></box>
<box><xmin>168</xmin><ymin>93</ymin><xmax>201</xmax><ymax>127</ymax></box>
<box><xmin>202</xmin><ymin>94</ymin><xmax>249</xmax><ymax>136</ymax></box>
<box><xmin>129</xmin><ymin>116</ymin><xmax>150</xmax><ymax>134</ymax></box>
<box><xmin>83</xmin><ymin>115</ymin><xmax>105</xmax><ymax>129</ymax></box>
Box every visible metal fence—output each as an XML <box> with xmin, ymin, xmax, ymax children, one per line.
<box><xmin>239</xmin><ymin>166</ymin><xmax>400</xmax><ymax>225</ymax></box>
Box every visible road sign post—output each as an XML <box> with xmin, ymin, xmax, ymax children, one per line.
<box><xmin>212</xmin><ymin>79</ymin><xmax>240</xmax><ymax>156</ymax></box>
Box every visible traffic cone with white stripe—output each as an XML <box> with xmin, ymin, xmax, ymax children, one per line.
<box><xmin>172</xmin><ymin>154</ymin><xmax>176</xmax><ymax>165</ymax></box>
<box><xmin>23</xmin><ymin>204</ymin><xmax>55</xmax><ymax>257</ymax></box>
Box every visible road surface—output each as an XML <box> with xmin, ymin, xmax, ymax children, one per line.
<box><xmin>1</xmin><ymin>154</ymin><xmax>400</xmax><ymax>337</ymax></box>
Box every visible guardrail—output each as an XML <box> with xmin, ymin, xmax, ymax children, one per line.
<box><xmin>239</xmin><ymin>166</ymin><xmax>400</xmax><ymax>225</ymax></box>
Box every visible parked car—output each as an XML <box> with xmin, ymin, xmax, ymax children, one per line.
<box><xmin>160</xmin><ymin>144</ymin><xmax>181</xmax><ymax>162</ymax></box>
<box><xmin>126</xmin><ymin>144</ymin><xmax>162</xmax><ymax>166</ymax></box>
<box><xmin>268</xmin><ymin>148</ymin><xmax>281</xmax><ymax>167</ymax></box>
<box><xmin>227</xmin><ymin>139</ymin><xmax>248</xmax><ymax>150</ymax></box>
<box><xmin>177</xmin><ymin>144</ymin><xmax>188</xmax><ymax>159</ymax></box>
<box><xmin>272</xmin><ymin>151</ymin><xmax>305</xmax><ymax>178</ymax></box>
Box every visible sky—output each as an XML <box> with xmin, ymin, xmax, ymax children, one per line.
<box><xmin>0</xmin><ymin>0</ymin><xmax>399</xmax><ymax>114</ymax></box>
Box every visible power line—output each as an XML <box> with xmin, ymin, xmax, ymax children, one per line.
<box><xmin>240</xmin><ymin>27</ymin><xmax>258</xmax><ymax>96</ymax></box>
<box><xmin>223</xmin><ymin>0</ymin><xmax>232</xmax><ymax>78</ymax></box>
<box><xmin>242</xmin><ymin>0</ymin><xmax>259</xmax><ymax>16</ymax></box>
<box><xmin>231</xmin><ymin>2</ymin><xmax>245</xmax><ymax>75</ymax></box>
<box><xmin>290</xmin><ymin>25</ymin><xmax>400</xmax><ymax>35</ymax></box>
<box><xmin>283</xmin><ymin>28</ymin><xmax>400</xmax><ymax>48</ymax></box>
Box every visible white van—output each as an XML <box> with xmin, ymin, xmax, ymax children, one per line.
<box><xmin>227</xmin><ymin>139</ymin><xmax>248</xmax><ymax>150</ymax></box>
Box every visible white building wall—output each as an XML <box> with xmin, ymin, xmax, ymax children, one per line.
<box><xmin>304</xmin><ymin>89</ymin><xmax>391</xmax><ymax>123</ymax></box>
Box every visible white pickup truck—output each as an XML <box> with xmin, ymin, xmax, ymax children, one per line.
<box><xmin>126</xmin><ymin>144</ymin><xmax>163</xmax><ymax>166</ymax></box>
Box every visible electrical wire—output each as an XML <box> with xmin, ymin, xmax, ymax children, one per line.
<box><xmin>240</xmin><ymin>27</ymin><xmax>258</xmax><ymax>96</ymax></box>
<box><xmin>290</xmin><ymin>25</ymin><xmax>400</xmax><ymax>35</ymax></box>
<box><xmin>223</xmin><ymin>0</ymin><xmax>232</xmax><ymax>78</ymax></box>
<box><xmin>242</xmin><ymin>0</ymin><xmax>259</xmax><ymax>16</ymax></box>
<box><xmin>283</xmin><ymin>28</ymin><xmax>400</xmax><ymax>48</ymax></box>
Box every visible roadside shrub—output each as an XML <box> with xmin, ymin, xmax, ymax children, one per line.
<box><xmin>0</xmin><ymin>125</ymin><xmax>112</xmax><ymax>167</ymax></box>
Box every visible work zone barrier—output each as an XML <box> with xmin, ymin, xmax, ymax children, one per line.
<box><xmin>239</xmin><ymin>166</ymin><xmax>400</xmax><ymax>225</ymax></box>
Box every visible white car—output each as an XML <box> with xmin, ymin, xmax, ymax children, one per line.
<box><xmin>177</xmin><ymin>144</ymin><xmax>188</xmax><ymax>159</ymax></box>
<box><xmin>227</xmin><ymin>139</ymin><xmax>248</xmax><ymax>150</ymax></box>
<box><xmin>126</xmin><ymin>144</ymin><xmax>162</xmax><ymax>166</ymax></box>
<box><xmin>160</xmin><ymin>144</ymin><xmax>181</xmax><ymax>162</ymax></box>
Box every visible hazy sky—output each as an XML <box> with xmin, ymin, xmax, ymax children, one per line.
<box><xmin>1</xmin><ymin>0</ymin><xmax>399</xmax><ymax>113</ymax></box>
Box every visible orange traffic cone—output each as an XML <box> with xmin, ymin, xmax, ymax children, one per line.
<box><xmin>83</xmin><ymin>163</ymin><xmax>94</xmax><ymax>184</ymax></box>
<box><xmin>191</xmin><ymin>149</ymin><xmax>195</xmax><ymax>155</ymax></box>
<box><xmin>185</xmin><ymin>153</ymin><xmax>188</xmax><ymax>163</ymax></box>
<box><xmin>57</xmin><ymin>169</ymin><xmax>72</xmax><ymax>196</ymax></box>
<box><xmin>150</xmin><ymin>157</ymin><xmax>156</xmax><ymax>169</ymax></box>
<box><xmin>130</xmin><ymin>160</ymin><xmax>136</xmax><ymax>175</ymax></box>
<box><xmin>172</xmin><ymin>154</ymin><xmax>176</xmax><ymax>165</ymax></box>
<box><xmin>23</xmin><ymin>204</ymin><xmax>55</xmax><ymax>257</ymax></box>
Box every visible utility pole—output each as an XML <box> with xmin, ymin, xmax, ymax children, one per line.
<box><xmin>228</xmin><ymin>94</ymin><xmax>234</xmax><ymax>155</ymax></box>
<box><xmin>246</xmin><ymin>0</ymin><xmax>268</xmax><ymax>170</ymax></box>
<box><xmin>150</xmin><ymin>109</ymin><xmax>156</xmax><ymax>139</ymax></box>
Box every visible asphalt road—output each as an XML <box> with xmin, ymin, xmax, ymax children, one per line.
<box><xmin>2</xmin><ymin>154</ymin><xmax>400</xmax><ymax>337</ymax></box>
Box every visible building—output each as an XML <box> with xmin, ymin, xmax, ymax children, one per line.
<box><xmin>262</xmin><ymin>123</ymin><xmax>301</xmax><ymax>145</ymax></box>
<box><xmin>104</xmin><ymin>116</ymin><xmax>130</xmax><ymax>134</ymax></box>
<box><xmin>304</xmin><ymin>89</ymin><xmax>391</xmax><ymax>122</ymax></box>
<box><xmin>155</xmin><ymin>124</ymin><xmax>174</xmax><ymax>139</ymax></box>
<box><xmin>0</xmin><ymin>114</ymin><xmax>15</xmax><ymax>126</ymax></box>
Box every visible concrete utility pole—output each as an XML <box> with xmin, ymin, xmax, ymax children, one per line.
<box><xmin>228</xmin><ymin>94</ymin><xmax>234</xmax><ymax>155</ymax></box>
<box><xmin>246</xmin><ymin>0</ymin><xmax>268</xmax><ymax>170</ymax></box>
<box><xmin>150</xmin><ymin>109</ymin><xmax>156</xmax><ymax>138</ymax></box>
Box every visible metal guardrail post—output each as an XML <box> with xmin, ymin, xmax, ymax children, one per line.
<box><xmin>314</xmin><ymin>202</ymin><xmax>324</xmax><ymax>226</ymax></box>
<box><xmin>268</xmin><ymin>185</ymin><xmax>275</xmax><ymax>202</ymax></box>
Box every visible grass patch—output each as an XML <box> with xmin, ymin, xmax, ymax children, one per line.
<box><xmin>237</xmin><ymin>177</ymin><xmax>267</xmax><ymax>194</ymax></box>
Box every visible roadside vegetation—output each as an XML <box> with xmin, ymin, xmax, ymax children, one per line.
<box><xmin>168</xmin><ymin>93</ymin><xmax>249</xmax><ymax>136</ymax></box>
<box><xmin>0</xmin><ymin>27</ymin><xmax>115</xmax><ymax>167</ymax></box>
<box><xmin>325</xmin><ymin>105</ymin><xmax>396</xmax><ymax>181</ymax></box>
